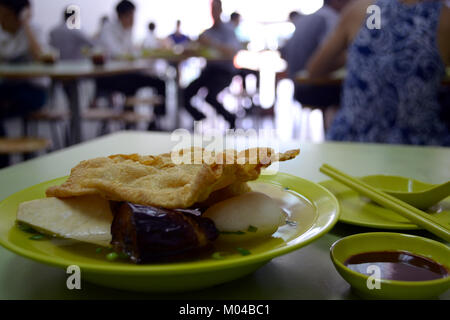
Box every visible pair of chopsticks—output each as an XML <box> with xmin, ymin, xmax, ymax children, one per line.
<box><xmin>320</xmin><ymin>164</ymin><xmax>450</xmax><ymax>242</ymax></box>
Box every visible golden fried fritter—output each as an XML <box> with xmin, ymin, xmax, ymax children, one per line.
<box><xmin>46</xmin><ymin>148</ymin><xmax>299</xmax><ymax>209</ymax></box>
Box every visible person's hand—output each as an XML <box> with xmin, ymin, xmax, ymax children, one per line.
<box><xmin>19</xmin><ymin>7</ymin><xmax>32</xmax><ymax>26</ymax></box>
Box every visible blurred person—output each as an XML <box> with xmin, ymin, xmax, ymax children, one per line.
<box><xmin>0</xmin><ymin>0</ymin><xmax>47</xmax><ymax>167</ymax></box>
<box><xmin>98</xmin><ymin>0</ymin><xmax>135</xmax><ymax>58</ymax></box>
<box><xmin>308</xmin><ymin>0</ymin><xmax>450</xmax><ymax>146</ymax></box>
<box><xmin>168</xmin><ymin>20</ymin><xmax>190</xmax><ymax>46</ymax></box>
<box><xmin>0</xmin><ymin>0</ymin><xmax>43</xmax><ymax>62</ymax></box>
<box><xmin>228</xmin><ymin>11</ymin><xmax>257</xmax><ymax>100</ymax></box>
<box><xmin>288</xmin><ymin>11</ymin><xmax>301</xmax><ymax>24</ymax></box>
<box><xmin>142</xmin><ymin>21</ymin><xmax>159</xmax><ymax>49</ymax></box>
<box><xmin>282</xmin><ymin>0</ymin><xmax>351</xmax><ymax>122</ymax></box>
<box><xmin>93</xmin><ymin>15</ymin><xmax>109</xmax><ymax>40</ymax></box>
<box><xmin>228</xmin><ymin>12</ymin><xmax>241</xmax><ymax>30</ymax></box>
<box><xmin>96</xmin><ymin>0</ymin><xmax>166</xmax><ymax>119</ymax></box>
<box><xmin>284</xmin><ymin>0</ymin><xmax>350</xmax><ymax>79</ymax></box>
<box><xmin>49</xmin><ymin>8</ymin><xmax>94</xmax><ymax>61</ymax></box>
<box><xmin>183</xmin><ymin>0</ymin><xmax>241</xmax><ymax>128</ymax></box>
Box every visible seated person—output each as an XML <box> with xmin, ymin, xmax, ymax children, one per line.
<box><xmin>282</xmin><ymin>0</ymin><xmax>350</xmax><ymax>108</ymax></box>
<box><xmin>168</xmin><ymin>20</ymin><xmax>190</xmax><ymax>46</ymax></box>
<box><xmin>142</xmin><ymin>22</ymin><xmax>160</xmax><ymax>49</ymax></box>
<box><xmin>97</xmin><ymin>0</ymin><xmax>166</xmax><ymax>118</ymax></box>
<box><xmin>49</xmin><ymin>7</ymin><xmax>94</xmax><ymax>61</ymax></box>
<box><xmin>307</xmin><ymin>0</ymin><xmax>450</xmax><ymax>146</ymax></box>
<box><xmin>228</xmin><ymin>12</ymin><xmax>241</xmax><ymax>32</ymax></box>
<box><xmin>0</xmin><ymin>0</ymin><xmax>48</xmax><ymax>166</ymax></box>
<box><xmin>183</xmin><ymin>0</ymin><xmax>241</xmax><ymax>129</ymax></box>
<box><xmin>288</xmin><ymin>11</ymin><xmax>301</xmax><ymax>24</ymax></box>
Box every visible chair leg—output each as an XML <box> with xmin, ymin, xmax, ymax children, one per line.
<box><xmin>23</xmin><ymin>152</ymin><xmax>35</xmax><ymax>161</ymax></box>
<box><xmin>49</xmin><ymin>122</ymin><xmax>62</xmax><ymax>151</ymax></box>
<box><xmin>0</xmin><ymin>154</ymin><xmax>9</xmax><ymax>169</ymax></box>
<box><xmin>21</xmin><ymin>118</ymin><xmax>29</xmax><ymax>137</ymax></box>
<box><xmin>97</xmin><ymin>120</ymin><xmax>110</xmax><ymax>136</ymax></box>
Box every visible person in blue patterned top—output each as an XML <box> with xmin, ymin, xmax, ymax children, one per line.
<box><xmin>307</xmin><ymin>0</ymin><xmax>450</xmax><ymax>146</ymax></box>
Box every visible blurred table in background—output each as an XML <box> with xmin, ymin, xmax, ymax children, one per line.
<box><xmin>295</xmin><ymin>69</ymin><xmax>346</xmax><ymax>86</ymax></box>
<box><xmin>0</xmin><ymin>131</ymin><xmax>448</xmax><ymax>300</ymax></box>
<box><xmin>296</xmin><ymin>68</ymin><xmax>450</xmax><ymax>86</ymax></box>
<box><xmin>0</xmin><ymin>60</ymin><xmax>155</xmax><ymax>145</ymax></box>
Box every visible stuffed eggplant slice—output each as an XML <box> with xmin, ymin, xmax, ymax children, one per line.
<box><xmin>110</xmin><ymin>203</ymin><xmax>218</xmax><ymax>263</ymax></box>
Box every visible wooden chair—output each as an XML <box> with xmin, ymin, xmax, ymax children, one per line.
<box><xmin>0</xmin><ymin>137</ymin><xmax>51</xmax><ymax>168</ymax></box>
<box><xmin>83</xmin><ymin>109</ymin><xmax>154</xmax><ymax>136</ymax></box>
<box><xmin>26</xmin><ymin>109</ymin><xmax>71</xmax><ymax>149</ymax></box>
<box><xmin>0</xmin><ymin>137</ymin><xmax>51</xmax><ymax>154</ymax></box>
<box><xmin>124</xmin><ymin>96</ymin><xmax>163</xmax><ymax>108</ymax></box>
<box><xmin>85</xmin><ymin>94</ymin><xmax>163</xmax><ymax>136</ymax></box>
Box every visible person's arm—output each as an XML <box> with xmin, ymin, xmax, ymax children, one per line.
<box><xmin>307</xmin><ymin>0</ymin><xmax>372</xmax><ymax>78</ymax></box>
<box><xmin>284</xmin><ymin>14</ymin><xmax>327</xmax><ymax>77</ymax></box>
<box><xmin>75</xmin><ymin>30</ymin><xmax>94</xmax><ymax>49</ymax></box>
<box><xmin>20</xmin><ymin>7</ymin><xmax>43</xmax><ymax>61</ymax></box>
<box><xmin>306</xmin><ymin>15</ymin><xmax>351</xmax><ymax>78</ymax></box>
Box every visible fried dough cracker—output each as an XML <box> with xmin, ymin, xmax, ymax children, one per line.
<box><xmin>46</xmin><ymin>148</ymin><xmax>299</xmax><ymax>209</ymax></box>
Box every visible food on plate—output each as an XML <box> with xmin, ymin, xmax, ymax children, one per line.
<box><xmin>110</xmin><ymin>203</ymin><xmax>218</xmax><ymax>263</ymax></box>
<box><xmin>203</xmin><ymin>192</ymin><xmax>286</xmax><ymax>241</ymax></box>
<box><xmin>16</xmin><ymin>148</ymin><xmax>300</xmax><ymax>264</ymax></box>
<box><xmin>16</xmin><ymin>195</ymin><xmax>112</xmax><ymax>247</ymax></box>
<box><xmin>46</xmin><ymin>148</ymin><xmax>299</xmax><ymax>209</ymax></box>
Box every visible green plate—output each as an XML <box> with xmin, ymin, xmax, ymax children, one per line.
<box><xmin>0</xmin><ymin>173</ymin><xmax>339</xmax><ymax>293</ymax></box>
<box><xmin>320</xmin><ymin>176</ymin><xmax>450</xmax><ymax>230</ymax></box>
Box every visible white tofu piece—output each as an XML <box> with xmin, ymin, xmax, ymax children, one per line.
<box><xmin>17</xmin><ymin>195</ymin><xmax>113</xmax><ymax>247</ymax></box>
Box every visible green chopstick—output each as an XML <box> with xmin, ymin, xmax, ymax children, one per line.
<box><xmin>320</xmin><ymin>164</ymin><xmax>450</xmax><ymax>242</ymax></box>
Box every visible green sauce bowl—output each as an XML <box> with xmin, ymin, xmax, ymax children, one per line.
<box><xmin>330</xmin><ymin>232</ymin><xmax>450</xmax><ymax>299</ymax></box>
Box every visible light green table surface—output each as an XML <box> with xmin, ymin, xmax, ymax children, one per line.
<box><xmin>0</xmin><ymin>131</ymin><xmax>448</xmax><ymax>300</ymax></box>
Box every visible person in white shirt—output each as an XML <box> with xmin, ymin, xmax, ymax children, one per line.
<box><xmin>0</xmin><ymin>0</ymin><xmax>47</xmax><ymax>168</ymax></box>
<box><xmin>98</xmin><ymin>2</ymin><xmax>134</xmax><ymax>59</ymax></box>
<box><xmin>228</xmin><ymin>12</ymin><xmax>241</xmax><ymax>31</ymax></box>
<box><xmin>49</xmin><ymin>8</ymin><xmax>93</xmax><ymax>61</ymax></box>
<box><xmin>0</xmin><ymin>0</ymin><xmax>48</xmax><ymax>167</ymax></box>
<box><xmin>142</xmin><ymin>22</ymin><xmax>159</xmax><ymax>49</ymax></box>
<box><xmin>0</xmin><ymin>0</ymin><xmax>44</xmax><ymax>62</ymax></box>
<box><xmin>96</xmin><ymin>0</ymin><xmax>166</xmax><ymax>122</ymax></box>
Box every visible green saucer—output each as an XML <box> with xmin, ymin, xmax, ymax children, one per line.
<box><xmin>320</xmin><ymin>176</ymin><xmax>450</xmax><ymax>230</ymax></box>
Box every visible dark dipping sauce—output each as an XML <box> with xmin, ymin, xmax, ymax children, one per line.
<box><xmin>344</xmin><ymin>251</ymin><xmax>448</xmax><ymax>282</ymax></box>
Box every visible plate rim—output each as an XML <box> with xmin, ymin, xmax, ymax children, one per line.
<box><xmin>0</xmin><ymin>172</ymin><xmax>340</xmax><ymax>275</ymax></box>
<box><xmin>320</xmin><ymin>178</ymin><xmax>424</xmax><ymax>230</ymax></box>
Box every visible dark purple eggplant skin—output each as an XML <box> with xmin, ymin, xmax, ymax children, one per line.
<box><xmin>110</xmin><ymin>202</ymin><xmax>219</xmax><ymax>264</ymax></box>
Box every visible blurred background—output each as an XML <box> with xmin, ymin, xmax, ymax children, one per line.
<box><xmin>33</xmin><ymin>0</ymin><xmax>323</xmax><ymax>42</ymax></box>
<box><xmin>0</xmin><ymin>0</ymin><xmax>449</xmax><ymax>167</ymax></box>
